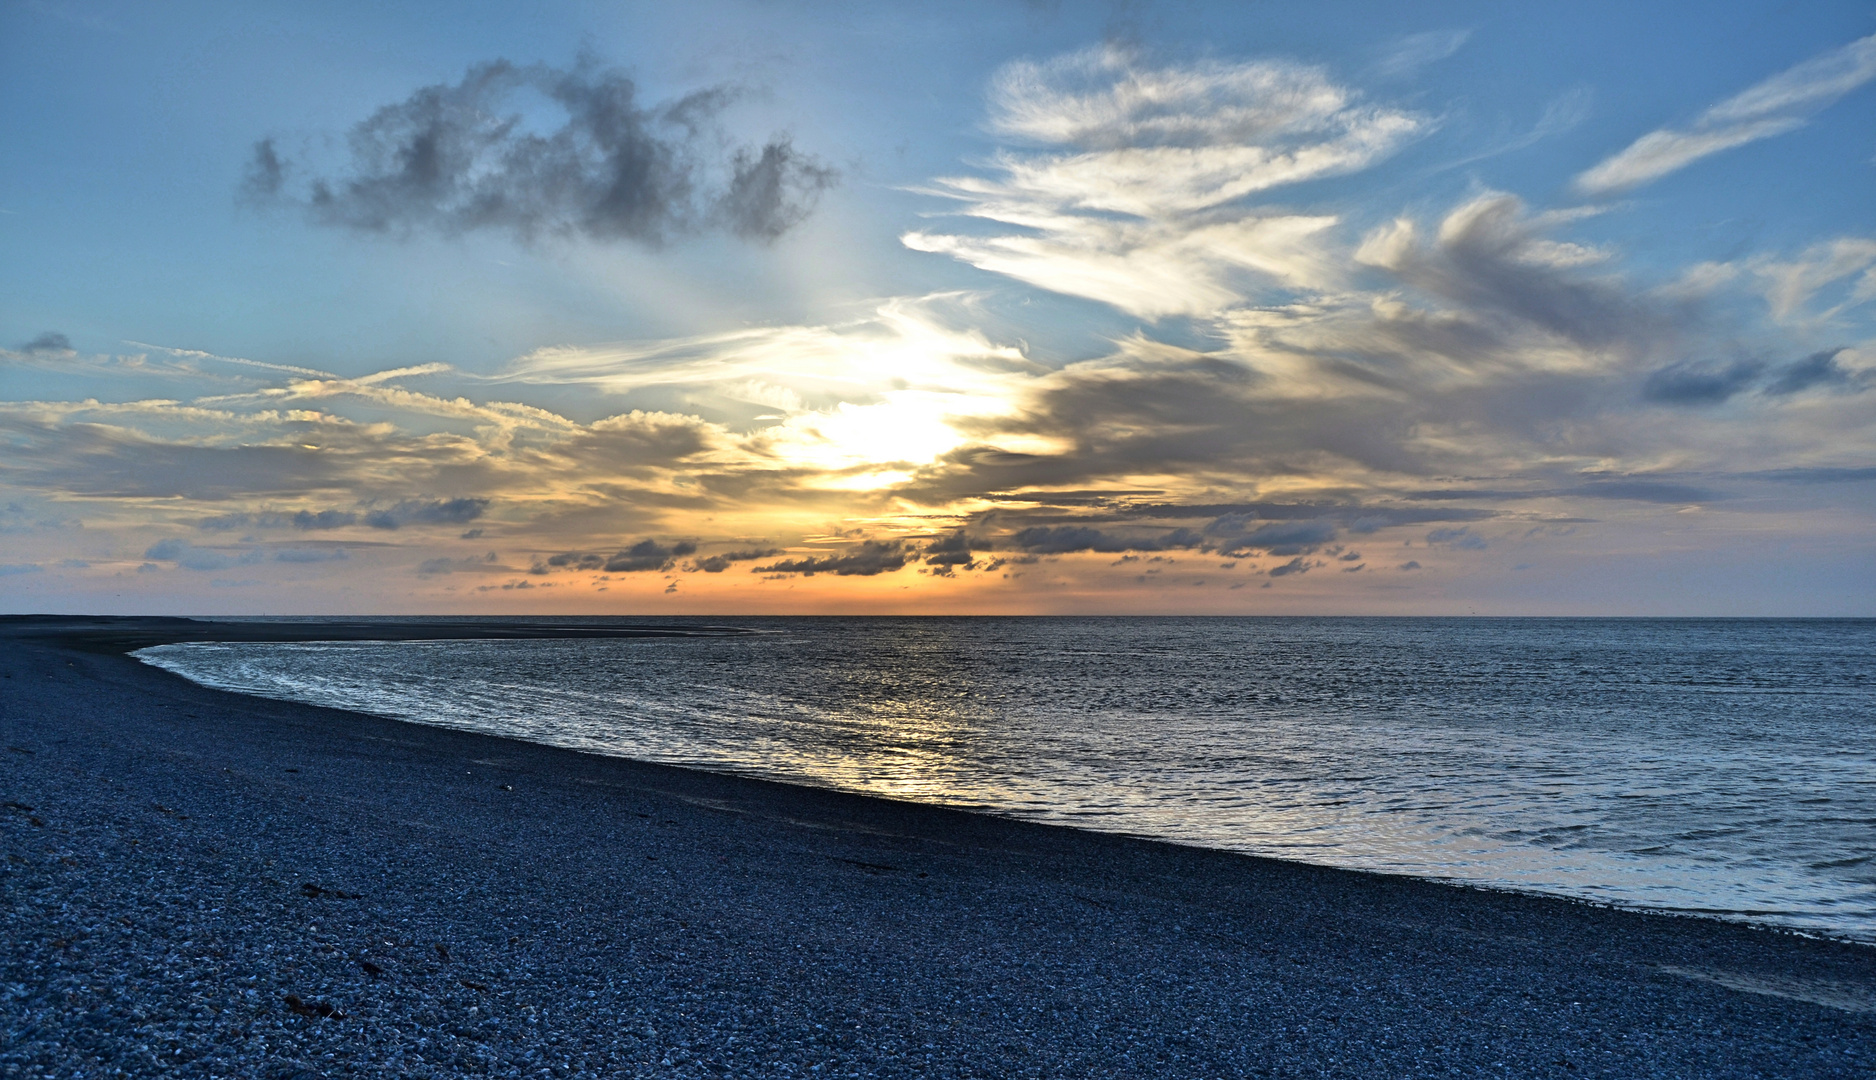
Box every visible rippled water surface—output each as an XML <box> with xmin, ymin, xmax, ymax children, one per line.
<box><xmin>136</xmin><ymin>618</ymin><xmax>1876</xmax><ymax>941</ymax></box>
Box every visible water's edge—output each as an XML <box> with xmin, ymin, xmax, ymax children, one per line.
<box><xmin>130</xmin><ymin>623</ymin><xmax>1876</xmax><ymax>946</ymax></box>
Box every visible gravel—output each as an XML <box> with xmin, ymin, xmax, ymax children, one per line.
<box><xmin>1</xmin><ymin>622</ymin><xmax>1873</xmax><ymax>1078</ymax></box>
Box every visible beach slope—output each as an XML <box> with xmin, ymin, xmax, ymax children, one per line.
<box><xmin>2</xmin><ymin>618</ymin><xmax>1872</xmax><ymax>1077</ymax></box>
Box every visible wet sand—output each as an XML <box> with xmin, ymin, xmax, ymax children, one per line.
<box><xmin>1</xmin><ymin>617</ymin><xmax>1872</xmax><ymax>1077</ymax></box>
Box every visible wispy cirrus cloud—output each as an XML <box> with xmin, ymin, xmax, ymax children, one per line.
<box><xmin>1752</xmin><ymin>237</ymin><xmax>1876</xmax><ymax>324</ymax></box>
<box><xmin>1574</xmin><ymin>32</ymin><xmax>1876</xmax><ymax>196</ymax></box>
<box><xmin>903</xmin><ymin>45</ymin><xmax>1425</xmax><ymax>318</ymax></box>
<box><xmin>1372</xmin><ymin>29</ymin><xmax>1473</xmax><ymax>79</ymax></box>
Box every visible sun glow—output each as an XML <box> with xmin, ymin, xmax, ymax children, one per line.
<box><xmin>775</xmin><ymin>394</ymin><xmax>968</xmax><ymax>474</ymax></box>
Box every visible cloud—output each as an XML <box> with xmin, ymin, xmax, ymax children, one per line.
<box><xmin>1426</xmin><ymin>526</ymin><xmax>1487</xmax><ymax>550</ymax></box>
<box><xmin>241</xmin><ymin>138</ymin><xmax>285</xmax><ymax>199</ymax></box>
<box><xmin>1410</xmin><ymin>479</ymin><xmax>1717</xmax><ymax>504</ymax></box>
<box><xmin>363</xmin><ymin>498</ymin><xmax>488</xmax><ymax>529</ymax></box>
<box><xmin>1212</xmin><ymin>519</ymin><xmax>1337</xmax><ymax>556</ymax></box>
<box><xmin>921</xmin><ymin>530</ymin><xmax>988</xmax><ymax>575</ymax></box>
<box><xmin>1765</xmin><ymin>348</ymin><xmax>1852</xmax><ymax>396</ymax></box>
<box><xmin>602</xmin><ymin>539</ymin><xmax>697</xmax><ymax>573</ymax></box>
<box><xmin>1575</xmin><ymin>33</ymin><xmax>1876</xmax><ymax>195</ymax></box>
<box><xmin>199</xmin><ymin>508</ymin><xmax>360</xmax><ymax>531</ymax></box>
<box><xmin>535</xmin><ymin>540</ymin><xmax>699</xmax><ymax>573</ymax></box>
<box><xmin>1356</xmin><ymin>193</ymin><xmax>1654</xmax><ymax>350</ymax></box>
<box><xmin>904</xmin><ymin>45</ymin><xmax>1423</xmax><ymax>317</ymax></box>
<box><xmin>417</xmin><ymin>552</ymin><xmax>500</xmax><ymax>575</ymax></box>
<box><xmin>1751</xmin><ymin>238</ymin><xmax>1876</xmax><ymax>323</ymax></box>
<box><xmin>1009</xmin><ymin>525</ymin><xmax>1204</xmax><ymax>554</ymax></box>
<box><xmin>715</xmin><ymin>140</ymin><xmax>838</xmax><ymax>241</ymax></box>
<box><xmin>144</xmin><ymin>538</ymin><xmax>261</xmax><ymax>571</ymax></box>
<box><xmin>921</xmin><ymin>529</ymin><xmax>988</xmax><ymax>570</ymax></box>
<box><xmin>1266</xmin><ymin>556</ymin><xmax>1311</xmax><ymax>577</ymax></box>
<box><xmin>16</xmin><ymin>332</ymin><xmax>72</xmax><ymax>355</ymax></box>
<box><xmin>689</xmin><ymin>548</ymin><xmax>782</xmax><ymax>573</ymax></box>
<box><xmin>1641</xmin><ymin>348</ymin><xmax>1862</xmax><ymax>404</ymax></box>
<box><xmin>755</xmin><ymin>540</ymin><xmax>909</xmax><ymax>576</ymax></box>
<box><xmin>251</xmin><ymin>58</ymin><xmax>834</xmax><ymax>245</ymax></box>
<box><xmin>273</xmin><ymin>548</ymin><xmax>349</xmax><ymax>563</ymax></box>
<box><xmin>1642</xmin><ymin>360</ymin><xmax>1763</xmax><ymax>405</ymax></box>
<box><xmin>1373</xmin><ymin>29</ymin><xmax>1473</xmax><ymax>78</ymax></box>
<box><xmin>0</xmin><ymin>563</ymin><xmax>42</xmax><ymax>576</ymax></box>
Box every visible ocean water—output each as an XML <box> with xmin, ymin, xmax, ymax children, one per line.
<box><xmin>135</xmin><ymin>617</ymin><xmax>1876</xmax><ymax>942</ymax></box>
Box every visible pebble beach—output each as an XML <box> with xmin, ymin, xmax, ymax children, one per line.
<box><xmin>2</xmin><ymin>618</ymin><xmax>1873</xmax><ymax>1078</ymax></box>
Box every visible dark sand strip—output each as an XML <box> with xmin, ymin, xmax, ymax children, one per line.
<box><xmin>1</xmin><ymin>619</ymin><xmax>1872</xmax><ymax>1078</ymax></box>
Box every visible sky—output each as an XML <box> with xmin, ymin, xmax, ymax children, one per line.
<box><xmin>2</xmin><ymin>0</ymin><xmax>1874</xmax><ymax>615</ymax></box>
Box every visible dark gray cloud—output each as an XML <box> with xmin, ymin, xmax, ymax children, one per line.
<box><xmin>1562</xmin><ymin>479</ymin><xmax>1713</xmax><ymax>503</ymax></box>
<box><xmin>1764</xmin><ymin>348</ymin><xmax>1852</xmax><ymax>396</ymax></box>
<box><xmin>532</xmin><ymin>539</ymin><xmax>700</xmax><ymax>574</ymax></box>
<box><xmin>417</xmin><ymin>551</ymin><xmax>500</xmax><ymax>575</ymax></box>
<box><xmin>199</xmin><ymin>508</ymin><xmax>360</xmax><ymax>531</ymax></box>
<box><xmin>251</xmin><ymin>59</ymin><xmax>834</xmax><ymax>246</ymax></box>
<box><xmin>756</xmin><ymin>540</ymin><xmax>909</xmax><ymax>576</ymax></box>
<box><xmin>1748</xmin><ymin>466</ymin><xmax>1876</xmax><ymax>484</ymax></box>
<box><xmin>1205</xmin><ymin>518</ymin><xmax>1337</xmax><ymax>556</ymax></box>
<box><xmin>0</xmin><ymin>416</ymin><xmax>362</xmax><ymax>500</ymax></box>
<box><xmin>920</xmin><ymin>530</ymin><xmax>991</xmax><ymax>574</ymax></box>
<box><xmin>949</xmin><ymin>502</ymin><xmax>1488</xmax><ymax>558</ymax></box>
<box><xmin>910</xmin><ymin>347</ymin><xmax>1620</xmax><ymax>508</ymax></box>
<box><xmin>596</xmin><ymin>539</ymin><xmax>697</xmax><ymax>573</ymax></box>
<box><xmin>16</xmin><ymin>332</ymin><xmax>73</xmax><ymax>354</ymax></box>
<box><xmin>242</xmin><ymin>139</ymin><xmax>285</xmax><ymax>199</ymax></box>
<box><xmin>1643</xmin><ymin>360</ymin><xmax>1763</xmax><ymax>405</ymax></box>
<box><xmin>689</xmin><ymin>548</ymin><xmax>782</xmax><ymax>573</ymax></box>
<box><xmin>544</xmin><ymin>551</ymin><xmax>605</xmax><ymax>572</ymax></box>
<box><xmin>1267</xmin><ymin>556</ymin><xmax>1312</xmax><ymax>577</ymax></box>
<box><xmin>1009</xmin><ymin>525</ymin><xmax>1205</xmax><ymax>554</ymax></box>
<box><xmin>1368</xmin><ymin>195</ymin><xmax>1672</xmax><ymax>352</ymax></box>
<box><xmin>894</xmin><ymin>500</ymin><xmax>1502</xmax><ymax>573</ymax></box>
<box><xmin>716</xmin><ymin>140</ymin><xmax>837</xmax><ymax>241</ymax></box>
<box><xmin>1409</xmin><ymin>479</ymin><xmax>1716</xmax><ymax>504</ymax></box>
<box><xmin>144</xmin><ymin>538</ymin><xmax>261</xmax><ymax>572</ymax></box>
<box><xmin>273</xmin><ymin>547</ymin><xmax>349</xmax><ymax>563</ymax></box>
<box><xmin>1128</xmin><ymin>501</ymin><xmax>1494</xmax><ymax>528</ymax></box>
<box><xmin>198</xmin><ymin>503</ymin><xmax>485</xmax><ymax>532</ymax></box>
<box><xmin>921</xmin><ymin>530</ymin><xmax>988</xmax><ymax>567</ymax></box>
<box><xmin>1639</xmin><ymin>349</ymin><xmax>1860</xmax><ymax>406</ymax></box>
<box><xmin>1426</xmin><ymin>526</ymin><xmax>1488</xmax><ymax>550</ymax></box>
<box><xmin>363</xmin><ymin>498</ymin><xmax>488</xmax><ymax>529</ymax></box>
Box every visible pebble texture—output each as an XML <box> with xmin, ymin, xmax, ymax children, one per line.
<box><xmin>1</xmin><ymin>625</ymin><xmax>1873</xmax><ymax>1078</ymax></box>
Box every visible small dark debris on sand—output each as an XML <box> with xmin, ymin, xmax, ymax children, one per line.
<box><xmin>283</xmin><ymin>993</ymin><xmax>345</xmax><ymax>1020</ymax></box>
<box><xmin>300</xmin><ymin>882</ymin><xmax>359</xmax><ymax>899</ymax></box>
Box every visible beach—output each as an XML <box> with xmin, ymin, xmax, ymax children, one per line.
<box><xmin>2</xmin><ymin>619</ymin><xmax>1872</xmax><ymax>1078</ymax></box>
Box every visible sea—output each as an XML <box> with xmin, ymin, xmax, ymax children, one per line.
<box><xmin>134</xmin><ymin>617</ymin><xmax>1876</xmax><ymax>943</ymax></box>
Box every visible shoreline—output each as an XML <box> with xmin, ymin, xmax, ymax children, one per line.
<box><xmin>127</xmin><ymin>641</ymin><xmax>1876</xmax><ymax>952</ymax></box>
<box><xmin>122</xmin><ymin>615</ymin><xmax>1876</xmax><ymax>949</ymax></box>
<box><xmin>3</xmin><ymin>618</ymin><xmax>1873</xmax><ymax>1076</ymax></box>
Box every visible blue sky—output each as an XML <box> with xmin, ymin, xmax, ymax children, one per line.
<box><xmin>2</xmin><ymin>0</ymin><xmax>1874</xmax><ymax>614</ymax></box>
